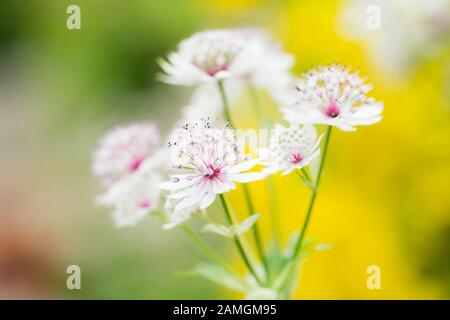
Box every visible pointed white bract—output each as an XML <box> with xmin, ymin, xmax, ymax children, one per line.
<box><xmin>92</xmin><ymin>123</ymin><xmax>161</xmax><ymax>187</ymax></box>
<box><xmin>160</xmin><ymin>119</ymin><xmax>264</xmax><ymax>213</ymax></box>
<box><xmin>161</xmin><ymin>196</ymin><xmax>199</xmax><ymax>230</ymax></box>
<box><xmin>159</xmin><ymin>28</ymin><xmax>294</xmax><ymax>91</ymax></box>
<box><xmin>259</xmin><ymin>123</ymin><xmax>321</xmax><ymax>175</ymax></box>
<box><xmin>281</xmin><ymin>64</ymin><xmax>383</xmax><ymax>131</ymax></box>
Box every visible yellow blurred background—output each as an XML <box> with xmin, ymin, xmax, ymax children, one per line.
<box><xmin>0</xmin><ymin>0</ymin><xmax>449</xmax><ymax>299</ymax></box>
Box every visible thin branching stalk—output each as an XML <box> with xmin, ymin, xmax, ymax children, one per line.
<box><xmin>248</xmin><ymin>84</ymin><xmax>282</xmax><ymax>251</ymax></box>
<box><xmin>181</xmin><ymin>224</ymin><xmax>238</xmax><ymax>274</ymax></box>
<box><xmin>249</xmin><ymin>84</ymin><xmax>264</xmax><ymax>123</ymax></box>
<box><xmin>301</xmin><ymin>168</ymin><xmax>312</xmax><ymax>183</ymax></box>
<box><xmin>217</xmin><ymin>81</ymin><xmax>269</xmax><ymax>284</ymax></box>
<box><xmin>218</xmin><ymin>80</ymin><xmax>233</xmax><ymax>126</ymax></box>
<box><xmin>218</xmin><ymin>194</ymin><xmax>264</xmax><ymax>286</ymax></box>
<box><xmin>291</xmin><ymin>126</ymin><xmax>332</xmax><ymax>259</ymax></box>
<box><xmin>242</xmin><ymin>184</ymin><xmax>271</xmax><ymax>285</ymax></box>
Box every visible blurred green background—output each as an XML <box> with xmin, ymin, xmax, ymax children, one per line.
<box><xmin>0</xmin><ymin>0</ymin><xmax>449</xmax><ymax>299</ymax></box>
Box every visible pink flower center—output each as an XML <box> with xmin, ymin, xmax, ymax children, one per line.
<box><xmin>129</xmin><ymin>155</ymin><xmax>144</xmax><ymax>172</ymax></box>
<box><xmin>292</xmin><ymin>153</ymin><xmax>303</xmax><ymax>164</ymax></box>
<box><xmin>138</xmin><ymin>198</ymin><xmax>150</xmax><ymax>209</ymax></box>
<box><xmin>324</xmin><ymin>101</ymin><xmax>341</xmax><ymax>118</ymax></box>
<box><xmin>206</xmin><ymin>64</ymin><xmax>228</xmax><ymax>77</ymax></box>
<box><xmin>205</xmin><ymin>164</ymin><xmax>221</xmax><ymax>180</ymax></box>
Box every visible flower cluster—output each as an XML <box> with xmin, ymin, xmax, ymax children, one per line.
<box><xmin>160</xmin><ymin>119</ymin><xmax>263</xmax><ymax>213</ymax></box>
<box><xmin>160</xmin><ymin>28</ymin><xmax>294</xmax><ymax>121</ymax></box>
<box><xmin>159</xmin><ymin>28</ymin><xmax>293</xmax><ymax>88</ymax></box>
<box><xmin>259</xmin><ymin>124</ymin><xmax>322</xmax><ymax>175</ymax></box>
<box><xmin>92</xmin><ymin>26</ymin><xmax>384</xmax><ymax>299</ymax></box>
<box><xmin>280</xmin><ymin>64</ymin><xmax>383</xmax><ymax>131</ymax></box>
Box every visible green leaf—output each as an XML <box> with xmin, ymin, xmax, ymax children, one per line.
<box><xmin>186</xmin><ymin>263</ymin><xmax>249</xmax><ymax>293</ymax></box>
<box><xmin>201</xmin><ymin>223</ymin><xmax>233</xmax><ymax>238</ymax></box>
<box><xmin>283</xmin><ymin>232</ymin><xmax>316</xmax><ymax>259</ymax></box>
<box><xmin>272</xmin><ymin>259</ymin><xmax>299</xmax><ymax>291</ymax></box>
<box><xmin>201</xmin><ymin>214</ymin><xmax>261</xmax><ymax>238</ymax></box>
<box><xmin>236</xmin><ymin>213</ymin><xmax>261</xmax><ymax>236</ymax></box>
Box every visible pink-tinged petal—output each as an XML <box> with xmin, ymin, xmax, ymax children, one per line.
<box><xmin>344</xmin><ymin>103</ymin><xmax>383</xmax><ymax>126</ymax></box>
<box><xmin>330</xmin><ymin>118</ymin><xmax>356</xmax><ymax>131</ymax></box>
<box><xmin>175</xmin><ymin>188</ymin><xmax>205</xmax><ymax>211</ymax></box>
<box><xmin>227</xmin><ymin>158</ymin><xmax>260</xmax><ymax>174</ymax></box>
<box><xmin>281</xmin><ymin>167</ymin><xmax>296</xmax><ymax>176</ymax></box>
<box><xmin>280</xmin><ymin>64</ymin><xmax>383</xmax><ymax>131</ymax></box>
<box><xmin>129</xmin><ymin>156</ymin><xmax>144</xmax><ymax>172</ymax></box>
<box><xmin>351</xmin><ymin>102</ymin><xmax>383</xmax><ymax>119</ymax></box>
<box><xmin>210</xmin><ymin>178</ymin><xmax>231</xmax><ymax>194</ymax></box>
<box><xmin>159</xmin><ymin>178</ymin><xmax>195</xmax><ymax>190</ymax></box>
<box><xmin>138</xmin><ymin>198</ymin><xmax>150</xmax><ymax>209</ymax></box>
<box><xmin>346</xmin><ymin>116</ymin><xmax>382</xmax><ymax>126</ymax></box>
<box><xmin>167</xmin><ymin>186</ymin><xmax>198</xmax><ymax>200</ymax></box>
<box><xmin>262</xmin><ymin>165</ymin><xmax>283</xmax><ymax>175</ymax></box>
<box><xmin>199</xmin><ymin>191</ymin><xmax>217</xmax><ymax>210</ymax></box>
<box><xmin>324</xmin><ymin>101</ymin><xmax>341</xmax><ymax>118</ymax></box>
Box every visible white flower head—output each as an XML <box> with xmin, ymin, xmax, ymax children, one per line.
<box><xmin>96</xmin><ymin>158</ymin><xmax>163</xmax><ymax>228</ymax></box>
<box><xmin>281</xmin><ymin>64</ymin><xmax>383</xmax><ymax>131</ymax></box>
<box><xmin>92</xmin><ymin>123</ymin><xmax>161</xmax><ymax>186</ymax></box>
<box><xmin>160</xmin><ymin>118</ymin><xmax>264</xmax><ymax>212</ymax></box>
<box><xmin>259</xmin><ymin>123</ymin><xmax>322</xmax><ymax>175</ymax></box>
<box><xmin>159</xmin><ymin>28</ymin><xmax>294</xmax><ymax>89</ymax></box>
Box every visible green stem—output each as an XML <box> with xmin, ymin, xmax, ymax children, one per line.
<box><xmin>279</xmin><ymin>126</ymin><xmax>333</xmax><ymax>298</ymax></box>
<box><xmin>267</xmin><ymin>177</ymin><xmax>281</xmax><ymax>248</ymax></box>
<box><xmin>218</xmin><ymin>81</ymin><xmax>268</xmax><ymax>286</ymax></box>
<box><xmin>242</xmin><ymin>184</ymin><xmax>271</xmax><ymax>284</ymax></box>
<box><xmin>218</xmin><ymin>80</ymin><xmax>234</xmax><ymax>127</ymax></box>
<box><xmin>301</xmin><ymin>168</ymin><xmax>312</xmax><ymax>183</ymax></box>
<box><xmin>218</xmin><ymin>194</ymin><xmax>263</xmax><ymax>286</ymax></box>
<box><xmin>291</xmin><ymin>126</ymin><xmax>332</xmax><ymax>259</ymax></box>
<box><xmin>249</xmin><ymin>85</ymin><xmax>280</xmax><ymax>249</ymax></box>
<box><xmin>249</xmin><ymin>85</ymin><xmax>281</xmax><ymax>251</ymax></box>
<box><xmin>181</xmin><ymin>224</ymin><xmax>237</xmax><ymax>274</ymax></box>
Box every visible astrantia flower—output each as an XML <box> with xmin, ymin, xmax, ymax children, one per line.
<box><xmin>92</xmin><ymin>123</ymin><xmax>160</xmax><ymax>186</ymax></box>
<box><xmin>160</xmin><ymin>119</ymin><xmax>264</xmax><ymax>212</ymax></box>
<box><xmin>96</xmin><ymin>157</ymin><xmax>163</xmax><ymax>228</ymax></box>
<box><xmin>159</xmin><ymin>28</ymin><xmax>294</xmax><ymax>90</ymax></box>
<box><xmin>281</xmin><ymin>64</ymin><xmax>383</xmax><ymax>131</ymax></box>
<box><xmin>259</xmin><ymin>124</ymin><xmax>321</xmax><ymax>175</ymax></box>
<box><xmin>158</xmin><ymin>29</ymin><xmax>249</xmax><ymax>85</ymax></box>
